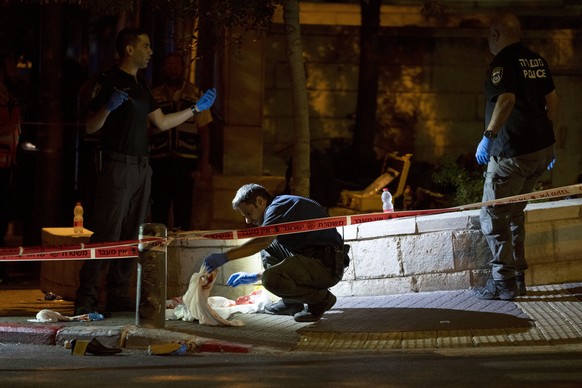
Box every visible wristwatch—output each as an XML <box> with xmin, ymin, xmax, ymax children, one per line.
<box><xmin>483</xmin><ymin>129</ymin><xmax>498</xmax><ymax>139</ymax></box>
<box><xmin>190</xmin><ymin>105</ymin><xmax>199</xmax><ymax>115</ymax></box>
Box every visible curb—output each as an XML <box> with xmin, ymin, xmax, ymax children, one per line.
<box><xmin>122</xmin><ymin>325</ymin><xmax>253</xmax><ymax>353</ymax></box>
<box><xmin>0</xmin><ymin>322</ymin><xmax>253</xmax><ymax>354</ymax></box>
<box><xmin>0</xmin><ymin>323</ymin><xmax>61</xmax><ymax>345</ymax></box>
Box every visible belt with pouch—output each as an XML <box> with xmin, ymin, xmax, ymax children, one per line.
<box><xmin>301</xmin><ymin>245</ymin><xmax>350</xmax><ymax>278</ymax></box>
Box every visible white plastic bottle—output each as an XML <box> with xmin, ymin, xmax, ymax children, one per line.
<box><xmin>381</xmin><ymin>188</ymin><xmax>394</xmax><ymax>213</ymax></box>
<box><xmin>73</xmin><ymin>202</ymin><xmax>84</xmax><ymax>234</ymax></box>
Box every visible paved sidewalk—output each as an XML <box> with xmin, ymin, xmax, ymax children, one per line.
<box><xmin>0</xmin><ymin>282</ymin><xmax>581</xmax><ymax>353</ymax></box>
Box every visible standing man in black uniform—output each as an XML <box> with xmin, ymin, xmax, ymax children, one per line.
<box><xmin>203</xmin><ymin>183</ymin><xmax>350</xmax><ymax>323</ymax></box>
<box><xmin>473</xmin><ymin>13</ymin><xmax>558</xmax><ymax>300</ymax></box>
<box><xmin>75</xmin><ymin>27</ymin><xmax>216</xmax><ymax>315</ymax></box>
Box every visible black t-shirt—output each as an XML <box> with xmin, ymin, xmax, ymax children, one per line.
<box><xmin>262</xmin><ymin>195</ymin><xmax>343</xmax><ymax>254</ymax></box>
<box><xmin>484</xmin><ymin>42</ymin><xmax>556</xmax><ymax>157</ymax></box>
<box><xmin>89</xmin><ymin>67</ymin><xmax>158</xmax><ymax>156</ymax></box>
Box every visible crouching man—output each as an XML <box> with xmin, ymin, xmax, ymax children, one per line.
<box><xmin>203</xmin><ymin>183</ymin><xmax>350</xmax><ymax>323</ymax></box>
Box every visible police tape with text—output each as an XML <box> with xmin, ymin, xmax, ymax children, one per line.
<box><xmin>1</xmin><ymin>183</ymin><xmax>581</xmax><ymax>261</ymax></box>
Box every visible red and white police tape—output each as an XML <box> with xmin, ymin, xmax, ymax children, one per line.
<box><xmin>0</xmin><ymin>238</ymin><xmax>162</xmax><ymax>262</ymax></box>
<box><xmin>2</xmin><ymin>183</ymin><xmax>581</xmax><ymax>262</ymax></box>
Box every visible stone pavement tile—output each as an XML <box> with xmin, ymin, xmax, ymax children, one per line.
<box><xmin>436</xmin><ymin>330</ymin><xmax>473</xmax><ymax>348</ymax></box>
<box><xmin>519</xmin><ymin>302</ymin><xmax>582</xmax><ymax>344</ymax></box>
<box><xmin>471</xmin><ymin>329</ymin><xmax>515</xmax><ymax>347</ymax></box>
<box><xmin>326</xmin><ymin>332</ymin><xmax>370</xmax><ymax>351</ymax></box>
<box><xmin>362</xmin><ymin>332</ymin><xmax>402</xmax><ymax>350</ymax></box>
<box><xmin>165</xmin><ymin>313</ymin><xmax>308</xmax><ymax>349</ymax></box>
<box><xmin>295</xmin><ymin>332</ymin><xmax>335</xmax><ymax>351</ymax></box>
<box><xmin>401</xmin><ymin>331</ymin><xmax>437</xmax><ymax>349</ymax></box>
<box><xmin>506</xmin><ymin>327</ymin><xmax>551</xmax><ymax>347</ymax></box>
<box><xmin>549</xmin><ymin>301</ymin><xmax>582</xmax><ymax>337</ymax></box>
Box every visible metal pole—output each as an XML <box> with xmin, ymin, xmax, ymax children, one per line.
<box><xmin>136</xmin><ymin>223</ymin><xmax>167</xmax><ymax>328</ymax></box>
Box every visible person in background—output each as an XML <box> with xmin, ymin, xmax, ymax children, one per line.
<box><xmin>149</xmin><ymin>52</ymin><xmax>212</xmax><ymax>231</ymax></box>
<box><xmin>203</xmin><ymin>183</ymin><xmax>350</xmax><ymax>323</ymax></box>
<box><xmin>0</xmin><ymin>56</ymin><xmax>21</xmax><ymax>283</ymax></box>
<box><xmin>74</xmin><ymin>28</ymin><xmax>216</xmax><ymax>315</ymax></box>
<box><xmin>473</xmin><ymin>12</ymin><xmax>558</xmax><ymax>300</ymax></box>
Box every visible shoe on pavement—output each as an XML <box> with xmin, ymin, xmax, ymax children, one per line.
<box><xmin>473</xmin><ymin>278</ymin><xmax>517</xmax><ymax>301</ymax></box>
<box><xmin>294</xmin><ymin>291</ymin><xmax>336</xmax><ymax>322</ymax></box>
<box><xmin>515</xmin><ymin>273</ymin><xmax>527</xmax><ymax>296</ymax></box>
<box><xmin>264</xmin><ymin>299</ymin><xmax>304</xmax><ymax>316</ymax></box>
<box><xmin>71</xmin><ymin>337</ymin><xmax>122</xmax><ymax>356</ymax></box>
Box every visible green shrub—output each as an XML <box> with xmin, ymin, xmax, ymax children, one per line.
<box><xmin>432</xmin><ymin>156</ymin><xmax>483</xmax><ymax>207</ymax></box>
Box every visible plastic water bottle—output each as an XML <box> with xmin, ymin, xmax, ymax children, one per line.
<box><xmin>73</xmin><ymin>202</ymin><xmax>84</xmax><ymax>234</ymax></box>
<box><xmin>381</xmin><ymin>188</ymin><xmax>394</xmax><ymax>213</ymax></box>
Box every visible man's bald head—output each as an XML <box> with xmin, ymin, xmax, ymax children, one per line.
<box><xmin>488</xmin><ymin>12</ymin><xmax>521</xmax><ymax>55</ymax></box>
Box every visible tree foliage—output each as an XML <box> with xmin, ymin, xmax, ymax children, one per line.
<box><xmin>2</xmin><ymin>0</ymin><xmax>283</xmax><ymax>37</ymax></box>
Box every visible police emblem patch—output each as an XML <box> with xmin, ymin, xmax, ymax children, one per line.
<box><xmin>491</xmin><ymin>67</ymin><xmax>503</xmax><ymax>85</ymax></box>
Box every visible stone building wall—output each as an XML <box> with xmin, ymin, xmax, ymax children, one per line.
<box><xmin>197</xmin><ymin>4</ymin><xmax>582</xmax><ymax>232</ymax></box>
<box><xmin>167</xmin><ymin>197</ymin><xmax>582</xmax><ymax>301</ymax></box>
<box><xmin>39</xmin><ymin>197</ymin><xmax>582</xmax><ymax>302</ymax></box>
<box><xmin>261</xmin><ymin>4</ymin><xmax>582</xmax><ymax>188</ymax></box>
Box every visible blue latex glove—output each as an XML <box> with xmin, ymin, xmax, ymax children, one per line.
<box><xmin>194</xmin><ymin>88</ymin><xmax>217</xmax><ymax>112</ymax></box>
<box><xmin>547</xmin><ymin>157</ymin><xmax>556</xmax><ymax>170</ymax></box>
<box><xmin>106</xmin><ymin>89</ymin><xmax>129</xmax><ymax>112</ymax></box>
<box><xmin>475</xmin><ymin>136</ymin><xmax>492</xmax><ymax>165</ymax></box>
<box><xmin>226</xmin><ymin>272</ymin><xmax>258</xmax><ymax>287</ymax></box>
<box><xmin>203</xmin><ymin>252</ymin><xmax>228</xmax><ymax>272</ymax></box>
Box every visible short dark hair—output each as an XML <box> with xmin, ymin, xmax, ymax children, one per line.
<box><xmin>232</xmin><ymin>184</ymin><xmax>274</xmax><ymax>209</ymax></box>
<box><xmin>115</xmin><ymin>27</ymin><xmax>147</xmax><ymax>58</ymax></box>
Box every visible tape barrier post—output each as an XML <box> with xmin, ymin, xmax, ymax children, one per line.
<box><xmin>136</xmin><ymin>223</ymin><xmax>167</xmax><ymax>329</ymax></box>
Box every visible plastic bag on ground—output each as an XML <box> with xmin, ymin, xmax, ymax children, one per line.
<box><xmin>28</xmin><ymin>309</ymin><xmax>104</xmax><ymax>323</ymax></box>
<box><xmin>168</xmin><ymin>265</ymin><xmax>246</xmax><ymax>326</ymax></box>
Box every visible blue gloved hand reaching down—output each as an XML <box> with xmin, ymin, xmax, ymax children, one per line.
<box><xmin>203</xmin><ymin>252</ymin><xmax>229</xmax><ymax>272</ymax></box>
<box><xmin>226</xmin><ymin>272</ymin><xmax>259</xmax><ymax>287</ymax></box>
<box><xmin>475</xmin><ymin>136</ymin><xmax>493</xmax><ymax>165</ymax></box>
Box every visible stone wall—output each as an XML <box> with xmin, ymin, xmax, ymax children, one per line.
<box><xmin>167</xmin><ymin>197</ymin><xmax>582</xmax><ymax>300</ymax></box>
<box><xmin>198</xmin><ymin>4</ymin><xmax>582</xmax><ymax>232</ymax></box>
<box><xmin>261</xmin><ymin>4</ymin><xmax>582</xmax><ymax>189</ymax></box>
<box><xmin>39</xmin><ymin>197</ymin><xmax>582</xmax><ymax>302</ymax></box>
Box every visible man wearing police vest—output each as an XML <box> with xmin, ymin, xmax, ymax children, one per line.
<box><xmin>203</xmin><ymin>183</ymin><xmax>350</xmax><ymax>323</ymax></box>
<box><xmin>473</xmin><ymin>12</ymin><xmax>558</xmax><ymax>300</ymax></box>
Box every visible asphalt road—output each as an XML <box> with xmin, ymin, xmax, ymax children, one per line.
<box><xmin>1</xmin><ymin>343</ymin><xmax>582</xmax><ymax>387</ymax></box>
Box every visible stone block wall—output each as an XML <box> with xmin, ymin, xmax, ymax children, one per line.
<box><xmin>261</xmin><ymin>4</ymin><xmax>582</xmax><ymax>188</ymax></box>
<box><xmin>167</xmin><ymin>198</ymin><xmax>582</xmax><ymax>300</ymax></box>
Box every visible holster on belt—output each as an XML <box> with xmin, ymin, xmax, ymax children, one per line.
<box><xmin>302</xmin><ymin>244</ymin><xmax>351</xmax><ymax>278</ymax></box>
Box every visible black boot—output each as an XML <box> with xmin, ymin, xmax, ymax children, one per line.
<box><xmin>473</xmin><ymin>279</ymin><xmax>517</xmax><ymax>301</ymax></box>
<box><xmin>294</xmin><ymin>291</ymin><xmax>337</xmax><ymax>322</ymax></box>
<box><xmin>264</xmin><ymin>299</ymin><xmax>304</xmax><ymax>316</ymax></box>
<box><xmin>515</xmin><ymin>273</ymin><xmax>527</xmax><ymax>296</ymax></box>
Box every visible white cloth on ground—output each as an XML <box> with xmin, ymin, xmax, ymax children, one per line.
<box><xmin>167</xmin><ymin>265</ymin><xmax>269</xmax><ymax>326</ymax></box>
<box><xmin>28</xmin><ymin>309</ymin><xmax>104</xmax><ymax>323</ymax></box>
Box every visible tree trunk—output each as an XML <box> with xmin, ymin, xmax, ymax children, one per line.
<box><xmin>283</xmin><ymin>0</ymin><xmax>310</xmax><ymax>197</ymax></box>
<box><xmin>353</xmin><ymin>0</ymin><xmax>381</xmax><ymax>162</ymax></box>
